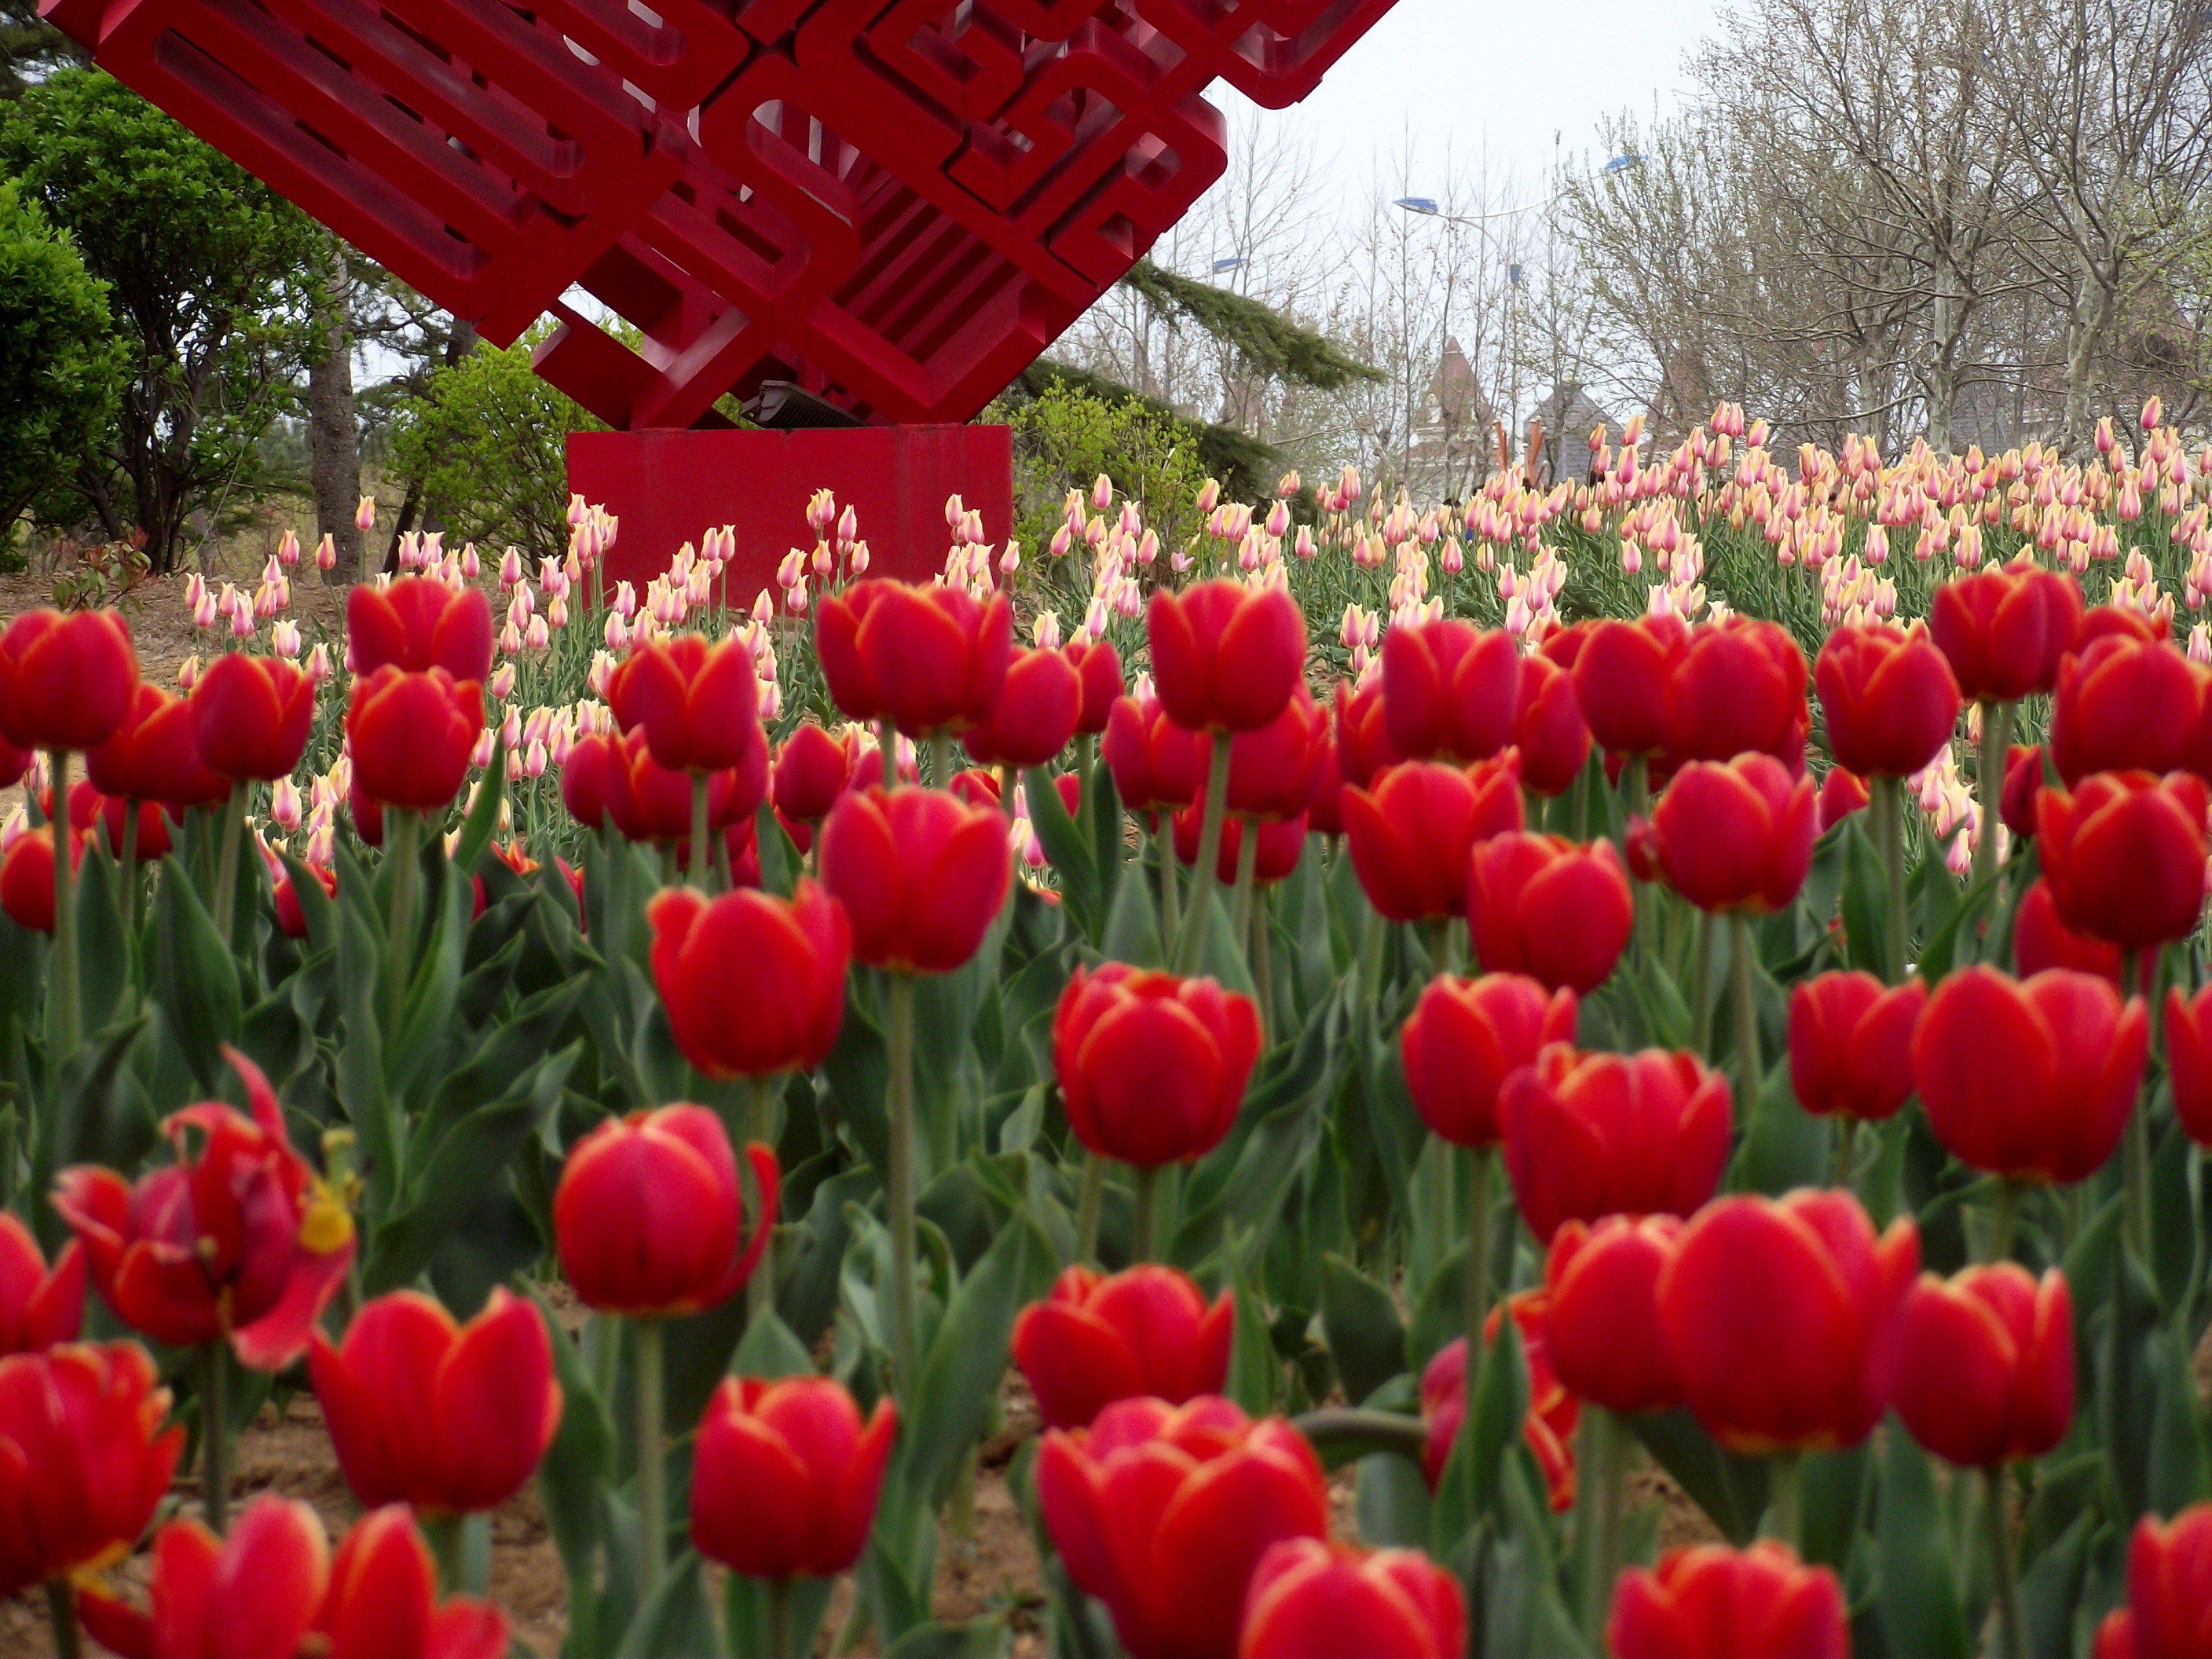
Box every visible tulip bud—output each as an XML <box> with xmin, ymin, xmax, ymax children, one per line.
<box><xmin>1056</xmin><ymin>964</ymin><xmax>1261</xmax><ymax>1167</ymax></box>
<box><xmin>2037</xmin><ymin>770</ymin><xmax>2210</xmax><ymax>950</ymax></box>
<box><xmin>1914</xmin><ymin>964</ymin><xmax>2148</xmax><ymax>1183</ymax></box>
<box><xmin>346</xmin><ymin>667</ymin><xmax>485</xmax><ymax>811</ymax></box>
<box><xmin>819</xmin><ymin>786</ymin><xmax>1009</xmax><ymax>972</ymax></box>
<box><xmin>1382</xmin><ymin>619</ymin><xmax>1518</xmax><ymax>763</ymax></box>
<box><xmin>1787</xmin><ymin>971</ymin><xmax>1926</xmax><ymax>1120</ymax></box>
<box><xmin>816</xmin><ymin>579</ymin><xmax>1013</xmax><ymax>735</ymax></box>
<box><xmin>1401</xmin><ymin>973</ymin><xmax>1576</xmax><ymax>1149</ymax></box>
<box><xmin>1467</xmin><ymin>833</ymin><xmax>1632</xmax><ymax>993</ymax></box>
<box><xmin>0</xmin><ymin>1214</ymin><xmax>85</xmax><ymax>1357</ymax></box>
<box><xmin>0</xmin><ymin>608</ymin><xmax>140</xmax><ymax>753</ymax></box>
<box><xmin>1662</xmin><ymin>615</ymin><xmax>1808</xmax><ymax>766</ymax></box>
<box><xmin>648</xmin><ymin>882</ymin><xmax>849</xmax><ymax>1079</ymax></box>
<box><xmin>1038</xmin><ymin>1396</ymin><xmax>1328</xmax><ymax>1659</ymax></box>
<box><xmin>1815</xmin><ymin>622</ymin><xmax>1962</xmax><ymax>778</ymax></box>
<box><xmin>1650</xmin><ymin>753</ymin><xmax>1816</xmax><ymax>914</ymax></box>
<box><xmin>1147</xmin><ymin>580</ymin><xmax>1306</xmax><ymax>734</ymax></box>
<box><xmin>1013</xmin><ymin>1265</ymin><xmax>1233</xmax><ymax>1430</ymax></box>
<box><xmin>1239</xmin><ymin>1540</ymin><xmax>1465</xmax><ymax>1659</ymax></box>
<box><xmin>1419</xmin><ymin>1295</ymin><xmax>1578</xmax><ymax>1507</ymax></box>
<box><xmin>1543</xmin><ymin>1214</ymin><xmax>1683</xmax><ymax>1414</ymax></box>
<box><xmin>1342</xmin><ymin>756</ymin><xmax>1522</xmax><ymax>922</ymax></box>
<box><xmin>1893</xmin><ymin>1263</ymin><xmax>2073</xmax><ymax>1467</ymax></box>
<box><xmin>1610</xmin><ymin>1542</ymin><xmax>1848</xmax><ymax>1659</ymax></box>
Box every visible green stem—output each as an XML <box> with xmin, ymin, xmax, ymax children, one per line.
<box><xmin>1974</xmin><ymin>700</ymin><xmax>2012</xmax><ymax>893</ymax></box>
<box><xmin>2122</xmin><ymin>948</ymin><xmax>2152</xmax><ymax>1262</ymax></box>
<box><xmin>1073</xmin><ymin>734</ymin><xmax>1097</xmax><ymax>804</ymax></box>
<box><xmin>1833</xmin><ymin>1119</ymin><xmax>1858</xmax><ymax>1189</ymax></box>
<box><xmin>928</xmin><ymin>731</ymin><xmax>952</xmax><ymax>791</ymax></box>
<box><xmin>1624</xmin><ymin>753</ymin><xmax>1650</xmax><ymax>822</ymax></box>
<box><xmin>886</xmin><ymin>972</ymin><xmax>920</xmax><ymax>1398</ymax></box>
<box><xmin>634</xmin><ymin>1317</ymin><xmax>666</xmax><ymax>1602</ymax></box>
<box><xmin>47</xmin><ymin>1579</ymin><xmax>79</xmax><ymax>1659</ymax></box>
<box><xmin>1289</xmin><ymin>1408</ymin><xmax>1430</xmax><ymax>1459</ymax></box>
<box><xmin>1132</xmin><ymin>1164</ymin><xmax>1161</xmax><ymax>1262</ymax></box>
<box><xmin>1690</xmin><ymin>909</ymin><xmax>1717</xmax><ymax>1056</ymax></box>
<box><xmin>382</xmin><ymin>808</ymin><xmax>422</xmax><ymax>1037</ymax></box>
<box><xmin>1985</xmin><ymin>1466</ymin><xmax>2027</xmax><ymax>1659</ymax></box>
<box><xmin>118</xmin><ymin>796</ymin><xmax>140</xmax><ymax>936</ymax></box>
<box><xmin>1252</xmin><ymin>895</ymin><xmax>1275</xmax><ymax>1049</ymax></box>
<box><xmin>592</xmin><ymin>1313</ymin><xmax>621</xmax><ymax>1411</ymax></box>
<box><xmin>423</xmin><ymin>1511</ymin><xmax>468</xmax><ymax>1594</ymax></box>
<box><xmin>880</xmin><ymin>728</ymin><xmax>899</xmax><ymax>791</ymax></box>
<box><xmin>748</xmin><ymin>1076</ymin><xmax>779</xmax><ymax>1319</ymax></box>
<box><xmin>1730</xmin><ymin>913</ymin><xmax>1762</xmax><ymax>1111</ymax></box>
<box><xmin>1359</xmin><ymin>903</ymin><xmax>1388</xmax><ymax>998</ymax></box>
<box><xmin>1577</xmin><ymin>1408</ymin><xmax>1627</xmax><ymax>1646</ymax></box>
<box><xmin>1467</xmin><ymin>1145</ymin><xmax>1496</xmax><ymax>1362</ymax></box>
<box><xmin>1984</xmin><ymin>1178</ymin><xmax>2020</xmax><ymax>1265</ymax></box>
<box><xmin>1174</xmin><ymin>732</ymin><xmax>1234</xmax><ymax>973</ymax></box>
<box><xmin>212</xmin><ymin>776</ymin><xmax>245</xmax><ymax>950</ymax></box>
<box><xmin>766</xmin><ymin>1576</ymin><xmax>796</xmax><ymax>1659</ymax></box>
<box><xmin>1764</xmin><ymin>1453</ymin><xmax>1803</xmax><ymax>1555</ymax></box>
<box><xmin>201</xmin><ymin>1342</ymin><xmax>229</xmax><ymax>1535</ymax></box>
<box><xmin>47</xmin><ymin>749</ymin><xmax>79</xmax><ymax>1060</ymax></box>
<box><xmin>1075</xmin><ymin>1150</ymin><xmax>1106</xmax><ymax>1265</ymax></box>
<box><xmin>1228</xmin><ymin>816</ymin><xmax>1259</xmax><ymax>946</ymax></box>
<box><xmin>1154</xmin><ymin>814</ymin><xmax>1180</xmax><ymax>945</ymax></box>
<box><xmin>689</xmin><ymin>772</ymin><xmax>711</xmax><ymax>889</ymax></box>
<box><xmin>1870</xmin><ymin>774</ymin><xmax>1908</xmax><ymax>983</ymax></box>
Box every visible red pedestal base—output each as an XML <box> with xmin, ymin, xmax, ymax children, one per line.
<box><xmin>569</xmin><ymin>426</ymin><xmax>1014</xmax><ymax>602</ymax></box>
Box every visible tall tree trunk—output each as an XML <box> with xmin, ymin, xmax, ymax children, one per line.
<box><xmin>307</xmin><ymin>241</ymin><xmax>362</xmax><ymax>582</ymax></box>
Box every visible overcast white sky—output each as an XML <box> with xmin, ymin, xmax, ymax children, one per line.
<box><xmin>1220</xmin><ymin>0</ymin><xmax>1712</xmax><ymax>203</ymax></box>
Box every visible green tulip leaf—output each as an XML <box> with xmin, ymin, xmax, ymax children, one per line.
<box><xmin>1875</xmin><ymin>1415</ymin><xmax>1972</xmax><ymax>1659</ymax></box>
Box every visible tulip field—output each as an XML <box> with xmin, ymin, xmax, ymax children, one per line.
<box><xmin>9</xmin><ymin>401</ymin><xmax>2212</xmax><ymax>1659</ymax></box>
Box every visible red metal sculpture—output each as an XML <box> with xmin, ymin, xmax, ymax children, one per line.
<box><xmin>42</xmin><ymin>0</ymin><xmax>1401</xmax><ymax>430</ymax></box>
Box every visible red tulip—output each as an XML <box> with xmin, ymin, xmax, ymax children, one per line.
<box><xmin>273</xmin><ymin>858</ymin><xmax>335</xmax><ymax>940</ymax></box>
<box><xmin>1929</xmin><ymin>564</ymin><xmax>2083</xmax><ymax>701</ymax></box>
<box><xmin>2014</xmin><ymin>877</ymin><xmax>2127</xmax><ymax>984</ymax></box>
<box><xmin>0</xmin><ymin>606</ymin><xmax>138</xmax><ymax>753</ymax></box>
<box><xmin>1343</xmin><ymin>756</ymin><xmax>1523</xmax><ymax>922</ymax></box>
<box><xmin>347</xmin><ymin>575</ymin><xmax>494</xmax><ymax>683</ymax></box>
<box><xmin>552</xmin><ymin>1104</ymin><xmax>778</xmax><ymax>1317</ymax></box>
<box><xmin>562</xmin><ymin>731</ymin><xmax>616</xmax><ymax>830</ymax></box>
<box><xmin>1147</xmin><ymin>579</ymin><xmax>1307</xmax><ymax>734</ymax></box>
<box><xmin>2002</xmin><ymin>743</ymin><xmax>2045</xmax><ymax>837</ymax></box>
<box><xmin>1658</xmin><ymin>1189</ymin><xmax>1919</xmax><ymax>1452</ymax></box>
<box><xmin>86</xmin><ymin>684</ymin><xmax>229</xmax><ymax>809</ymax></box>
<box><xmin>1650</xmin><ymin>753</ymin><xmax>1816</xmax><ymax>914</ymax></box>
<box><xmin>604</xmin><ymin>725</ymin><xmax>766</xmax><ymax>844</ymax></box>
<box><xmin>1419</xmin><ymin>1293</ymin><xmax>1577</xmax><ymax>1507</ymax></box>
<box><xmin>346</xmin><ymin>666</ymin><xmax>485</xmax><ymax>811</ymax></box>
<box><xmin>1573</xmin><ymin>613</ymin><xmax>1686</xmax><ymax>757</ymax></box>
<box><xmin>0</xmin><ymin>1214</ymin><xmax>83</xmax><ymax>1357</ymax></box>
<box><xmin>2093</xmin><ymin>1505</ymin><xmax>2212</xmax><ymax>1659</ymax></box>
<box><xmin>1382</xmin><ymin>619</ymin><xmax>1518</xmax><ymax>763</ymax></box>
<box><xmin>1013</xmin><ymin>1265</ymin><xmax>1235</xmax><ymax>1430</ymax></box>
<box><xmin>1512</xmin><ymin>652</ymin><xmax>1591</xmax><ymax>795</ymax></box>
<box><xmin>1067</xmin><ymin>639</ymin><xmax>1124</xmax><ymax>734</ymax></box>
<box><xmin>964</xmin><ymin>645</ymin><xmax>1082</xmax><ymax>769</ymax></box>
<box><xmin>1238</xmin><ymin>1538</ymin><xmax>1465</xmax><ymax>1659</ymax></box>
<box><xmin>2079</xmin><ymin>602</ymin><xmax>2170</xmax><ymax>648</ymax></box>
<box><xmin>52</xmin><ymin>1049</ymin><xmax>355</xmax><ymax>1369</ymax></box>
<box><xmin>691</xmin><ymin>1375</ymin><xmax>896</xmax><ymax>1580</ymax></box>
<box><xmin>1333</xmin><ymin>676</ymin><xmax>1402</xmax><ymax>788</ymax></box>
<box><xmin>606</xmin><ymin>634</ymin><xmax>765</xmax><ymax>775</ymax></box>
<box><xmin>1893</xmin><ymin>1263</ymin><xmax>2073</xmax><ymax>1467</ymax></box>
<box><xmin>819</xmin><ymin>786</ymin><xmax>1009</xmax><ymax>972</ymax></box>
<box><xmin>1816</xmin><ymin>766</ymin><xmax>1869</xmax><ymax>830</ymax></box>
<box><xmin>2037</xmin><ymin>770</ymin><xmax>2210</xmax><ymax>949</ymax></box>
<box><xmin>1037</xmin><ymin>1394</ymin><xmax>1330</xmax><ymax>1659</ymax></box>
<box><xmin>2051</xmin><ymin>634</ymin><xmax>2201</xmax><ymax>784</ymax></box>
<box><xmin>1401</xmin><ymin>973</ymin><xmax>1577</xmax><ymax>1148</ymax></box>
<box><xmin>78</xmin><ymin>1496</ymin><xmax>508</xmax><ymax>1659</ymax></box>
<box><xmin>817</xmin><ymin>577</ymin><xmax>1013</xmax><ymax>735</ymax></box>
<box><xmin>1661</xmin><ymin>616</ymin><xmax>1807</xmax><ymax>767</ymax></box>
<box><xmin>0</xmin><ymin>826</ymin><xmax>82</xmax><ymax>933</ymax></box>
<box><xmin>1467</xmin><ymin>833</ymin><xmax>1632</xmax><ymax>992</ymax></box>
<box><xmin>1226</xmin><ymin>684</ymin><xmax>1327</xmax><ymax>820</ymax></box>
<box><xmin>63</xmin><ymin>782</ymin><xmax>172</xmax><ymax>861</ymax></box>
<box><xmin>0</xmin><ymin>735</ymin><xmax>22</xmax><ymax>791</ymax></box>
<box><xmin>1788</xmin><ymin>971</ymin><xmax>1926</xmax><ymax>1120</ymax></box>
<box><xmin>1502</xmin><ymin>1046</ymin><xmax>1731</xmax><ymax>1245</ymax></box>
<box><xmin>310</xmin><ymin>1287</ymin><xmax>561</xmax><ymax>1514</ymax></box>
<box><xmin>1055</xmin><ymin>963</ymin><xmax>1262</xmax><ymax>1167</ymax></box>
<box><xmin>1815</xmin><ymin>621</ymin><xmax>1961</xmax><ymax>779</ymax></box>
<box><xmin>647</xmin><ymin>881</ymin><xmax>849</xmax><ymax>1079</ymax></box>
<box><xmin>190</xmin><ymin>651</ymin><xmax>314</xmax><ymax>782</ymax></box>
<box><xmin>1610</xmin><ymin>1541</ymin><xmax>1849</xmax><ymax>1659</ymax></box>
<box><xmin>1913</xmin><ymin>965</ymin><xmax>2148</xmax><ymax>1182</ymax></box>
<box><xmin>1543</xmin><ymin>1214</ymin><xmax>1683</xmax><ymax>1415</ymax></box>
<box><xmin>0</xmin><ymin>1342</ymin><xmax>183</xmax><ymax>1599</ymax></box>
<box><xmin>1173</xmin><ymin>808</ymin><xmax>1308</xmax><ymax>884</ymax></box>
<box><xmin>1104</xmin><ymin>693</ymin><xmax>1207</xmax><ymax>817</ymax></box>
<box><xmin>950</xmin><ymin>767</ymin><xmax>1002</xmax><ymax>810</ymax></box>
<box><xmin>773</xmin><ymin>722</ymin><xmax>859</xmax><ymax>824</ymax></box>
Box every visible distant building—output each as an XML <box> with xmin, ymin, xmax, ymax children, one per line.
<box><xmin>1404</xmin><ymin>337</ymin><xmax>1499</xmax><ymax>501</ymax></box>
